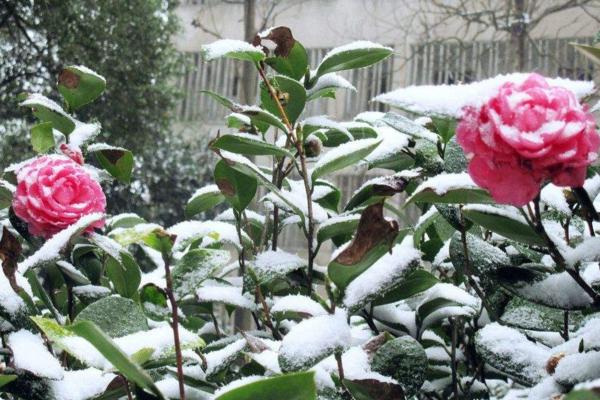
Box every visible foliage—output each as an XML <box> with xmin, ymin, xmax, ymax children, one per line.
<box><xmin>0</xmin><ymin>0</ymin><xmax>210</xmax><ymax>226</ymax></box>
<box><xmin>2</xmin><ymin>26</ymin><xmax>600</xmax><ymax>400</ymax></box>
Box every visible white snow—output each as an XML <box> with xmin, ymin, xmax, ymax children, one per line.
<box><xmin>72</xmin><ymin>65</ymin><xmax>106</xmax><ymax>82</ymax></box>
<box><xmin>477</xmin><ymin>323</ymin><xmax>550</xmax><ymax>383</ymax></box>
<box><xmin>343</xmin><ymin>239</ymin><xmax>420</xmax><ymax>309</ymax></box>
<box><xmin>408</xmin><ymin>172</ymin><xmax>480</xmax><ymax>201</ymax></box>
<box><xmin>72</xmin><ymin>285</ymin><xmax>111</xmax><ymax>298</ymax></box>
<box><xmin>86</xmin><ymin>142</ymin><xmax>126</xmax><ymax>153</ymax></box>
<box><xmin>565</xmin><ymin>237</ymin><xmax>600</xmax><ymax>267</ymax></box>
<box><xmin>317</xmin><ymin>345</ymin><xmax>396</xmax><ymax>383</ymax></box>
<box><xmin>354</xmin><ymin>111</ymin><xmax>385</xmax><ymax>124</ymax></box>
<box><xmin>374</xmin><ymin>73</ymin><xmax>596</xmax><ymax>117</ymax></box>
<box><xmin>262</xmin><ymin>179</ymin><xmax>329</xmax><ymax>223</ymax></box>
<box><xmin>541</xmin><ymin>184</ymin><xmax>571</xmax><ymax>216</ymax></box>
<box><xmin>18</xmin><ymin>213</ymin><xmax>104</xmax><ymax>274</ymax></box>
<box><xmin>554</xmin><ymin>351</ymin><xmax>600</xmax><ymax>385</ymax></box>
<box><xmin>20</xmin><ymin>93</ymin><xmax>73</xmax><ymax>120</ymax></box>
<box><xmin>201</xmin><ymin>39</ymin><xmax>263</xmax><ymax>61</ymax></box>
<box><xmin>279</xmin><ymin>309</ymin><xmax>351</xmax><ymax>370</ymax></box>
<box><xmin>302</xmin><ymin>116</ymin><xmax>352</xmax><ymax>140</ymax></box>
<box><xmin>204</xmin><ymin>338</ymin><xmax>247</xmax><ymax>376</ymax></box>
<box><xmin>462</xmin><ymin>204</ymin><xmax>528</xmax><ymax>225</ymax></box>
<box><xmin>215</xmin><ymin>208</ymin><xmax>265</xmax><ymax>224</ymax></box>
<box><xmin>213</xmin><ymin>375</ymin><xmax>263</xmax><ymax>397</ymax></box>
<box><xmin>8</xmin><ymin>330</ymin><xmax>64</xmax><ymax>379</ymax></box>
<box><xmin>69</xmin><ymin>122</ymin><xmax>101</xmax><ymax>148</ymax></box>
<box><xmin>251</xmin><ymin>250</ymin><xmax>305</xmax><ymax>280</ymax></box>
<box><xmin>308</xmin><ymin>73</ymin><xmax>356</xmax><ymax>97</ymax></box>
<box><xmin>363</xmin><ymin>126</ymin><xmax>410</xmax><ymax>164</ymax></box>
<box><xmin>196</xmin><ymin>285</ymin><xmax>256</xmax><ymax>310</ymax></box>
<box><xmin>167</xmin><ymin>220</ymin><xmax>249</xmax><ymax>251</ymax></box>
<box><xmin>188</xmin><ymin>184</ymin><xmax>220</xmax><ymax>202</ymax></box>
<box><xmin>313</xmin><ymin>138</ymin><xmax>381</xmax><ymax>175</ymax></box>
<box><xmin>372</xmin><ymin>304</ymin><xmax>417</xmax><ymax>337</ymax></box>
<box><xmin>0</xmin><ymin>270</ymin><xmax>28</xmax><ymax>316</ymax></box>
<box><xmin>271</xmin><ymin>295</ymin><xmax>328</xmax><ymax>317</ymax></box>
<box><xmin>50</xmin><ymin>369</ymin><xmax>116</xmax><ymax>400</ymax></box>
<box><xmin>61</xmin><ymin>324</ymin><xmax>201</xmax><ymax>370</ymax></box>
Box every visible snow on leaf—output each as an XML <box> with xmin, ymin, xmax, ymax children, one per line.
<box><xmin>363</xmin><ymin>126</ymin><xmax>410</xmax><ymax>165</ymax></box>
<box><xmin>7</xmin><ymin>330</ymin><xmax>64</xmax><ymax>379</ymax></box>
<box><xmin>18</xmin><ymin>212</ymin><xmax>104</xmax><ymax>274</ymax></box>
<box><xmin>343</xmin><ymin>239</ymin><xmax>421</xmax><ymax>311</ymax></box>
<box><xmin>201</xmin><ymin>39</ymin><xmax>265</xmax><ymax>62</ymax></box>
<box><xmin>279</xmin><ymin>309</ymin><xmax>351</xmax><ymax>371</ymax></box>
<box><xmin>374</xmin><ymin>73</ymin><xmax>595</xmax><ymax>118</ymax></box>
<box><xmin>196</xmin><ymin>285</ymin><xmax>256</xmax><ymax>310</ymax></box>
<box><xmin>167</xmin><ymin>220</ymin><xmax>251</xmax><ymax>252</ymax></box>
<box><xmin>271</xmin><ymin>295</ymin><xmax>328</xmax><ymax>318</ymax></box>
<box><xmin>250</xmin><ymin>250</ymin><xmax>306</xmax><ymax>282</ymax></box>
<box><xmin>50</xmin><ymin>368</ymin><xmax>116</xmax><ymax>400</ymax></box>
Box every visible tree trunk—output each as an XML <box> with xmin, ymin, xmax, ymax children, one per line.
<box><xmin>510</xmin><ymin>0</ymin><xmax>527</xmax><ymax>71</ymax></box>
<box><xmin>241</xmin><ymin>0</ymin><xmax>256</xmax><ymax>104</ymax></box>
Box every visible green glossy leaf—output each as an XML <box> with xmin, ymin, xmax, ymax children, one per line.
<box><xmin>212</xmin><ymin>133</ymin><xmax>294</xmax><ymax>158</ymax></box>
<box><xmin>462</xmin><ymin>205</ymin><xmax>545</xmax><ymax>246</ymax></box>
<box><xmin>68</xmin><ymin>320</ymin><xmax>165</xmax><ymax>399</ymax></box>
<box><xmin>306</xmin><ymin>74</ymin><xmax>356</xmax><ymax>102</ymax></box>
<box><xmin>316</xmin><ymin>123</ymin><xmax>377</xmax><ymax>148</ymax></box>
<box><xmin>75</xmin><ymin>295</ymin><xmax>148</xmax><ymax>337</ymax></box>
<box><xmin>346</xmin><ymin>171</ymin><xmax>416</xmax><ymax>211</ymax></box>
<box><xmin>431</xmin><ymin>117</ymin><xmax>456</xmax><ymax>143</ymax></box>
<box><xmin>265</xmin><ymin>40</ymin><xmax>309</xmax><ymax>80</ymax></box>
<box><xmin>260</xmin><ymin>75</ymin><xmax>306</xmax><ymax>124</ymax></box>
<box><xmin>30</xmin><ymin>121</ymin><xmax>55</xmax><ymax>153</ymax></box>
<box><xmin>0</xmin><ymin>181</ymin><xmax>14</xmax><ymax>210</ymax></box>
<box><xmin>201</xmin><ymin>39</ymin><xmax>265</xmax><ymax>62</ymax></box>
<box><xmin>0</xmin><ymin>375</ymin><xmax>17</xmax><ymax>389</ymax></box>
<box><xmin>56</xmin><ymin>260</ymin><xmax>91</xmax><ymax>285</ymax></box>
<box><xmin>572</xmin><ymin>43</ymin><xmax>600</xmax><ymax>65</ymax></box>
<box><xmin>105</xmin><ymin>252</ymin><xmax>142</xmax><ymax>299</ymax></box>
<box><xmin>215</xmin><ymin>371</ymin><xmax>317</xmax><ymax>400</ymax></box>
<box><xmin>317</xmin><ymin>214</ymin><xmax>360</xmax><ymax>245</ymax></box>
<box><xmin>372</xmin><ymin>270</ymin><xmax>439</xmax><ymax>306</ymax></box>
<box><xmin>382</xmin><ymin>112</ymin><xmax>438</xmax><ymax>143</ymax></box>
<box><xmin>315</xmin><ymin>43</ymin><xmax>393</xmax><ymax>77</ymax></box>
<box><xmin>88</xmin><ymin>144</ymin><xmax>134</xmax><ymax>183</ymax></box>
<box><xmin>214</xmin><ymin>159</ymin><xmax>257</xmax><ymax>212</ymax></box>
<box><xmin>565</xmin><ymin>390</ymin><xmax>600</xmax><ymax>400</ymax></box>
<box><xmin>58</xmin><ymin>65</ymin><xmax>106</xmax><ymax>110</ymax></box>
<box><xmin>20</xmin><ymin>93</ymin><xmax>76</xmax><ymax>134</ymax></box>
<box><xmin>311</xmin><ymin>138</ymin><xmax>381</xmax><ymax>182</ymax></box>
<box><xmin>185</xmin><ymin>185</ymin><xmax>226</xmax><ymax>218</ymax></box>
<box><xmin>407</xmin><ymin>174</ymin><xmax>494</xmax><ymax>205</ymax></box>
<box><xmin>140</xmin><ymin>284</ymin><xmax>169</xmax><ymax>321</ymax></box>
<box><xmin>200</xmin><ymin>90</ymin><xmax>237</xmax><ymax>109</ymax></box>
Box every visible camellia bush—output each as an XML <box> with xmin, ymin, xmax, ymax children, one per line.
<box><xmin>2</xmin><ymin>26</ymin><xmax>600</xmax><ymax>400</ymax></box>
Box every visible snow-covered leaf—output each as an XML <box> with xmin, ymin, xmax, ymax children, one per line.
<box><xmin>75</xmin><ymin>296</ymin><xmax>148</xmax><ymax>338</ymax></box>
<box><xmin>214</xmin><ymin>371</ymin><xmax>317</xmax><ymax>400</ymax></box>
<box><xmin>201</xmin><ymin>39</ymin><xmax>265</xmax><ymax>63</ymax></box>
<box><xmin>87</xmin><ymin>143</ymin><xmax>134</xmax><ymax>183</ymax></box>
<box><xmin>317</xmin><ymin>213</ymin><xmax>360</xmax><ymax>245</ymax></box>
<box><xmin>58</xmin><ymin>65</ymin><xmax>106</xmax><ymax>110</ymax></box>
<box><xmin>382</xmin><ymin>112</ymin><xmax>438</xmax><ymax>143</ymax></box>
<box><xmin>315</xmin><ymin>41</ymin><xmax>393</xmax><ymax>78</ymax></box>
<box><xmin>212</xmin><ymin>133</ymin><xmax>294</xmax><ymax>158</ymax></box>
<box><xmin>196</xmin><ymin>285</ymin><xmax>256</xmax><ymax>310</ymax></box>
<box><xmin>260</xmin><ymin>75</ymin><xmax>306</xmax><ymax>124</ymax></box>
<box><xmin>172</xmin><ymin>248</ymin><xmax>230</xmax><ymax>297</ymax></box>
<box><xmin>279</xmin><ymin>310</ymin><xmax>351</xmax><ymax>371</ymax></box>
<box><xmin>416</xmin><ymin>283</ymin><xmax>479</xmax><ymax>331</ymax></box>
<box><xmin>249</xmin><ymin>249</ymin><xmax>305</xmax><ymax>284</ymax></box>
<box><xmin>20</xmin><ymin>93</ymin><xmax>76</xmax><ymax>134</ymax></box>
<box><xmin>271</xmin><ymin>295</ymin><xmax>328</xmax><ymax>320</ymax></box>
<box><xmin>307</xmin><ymin>73</ymin><xmax>356</xmax><ymax>101</ymax></box>
<box><xmin>407</xmin><ymin>173</ymin><xmax>493</xmax><ymax>205</ymax></box>
<box><xmin>185</xmin><ymin>184</ymin><xmax>226</xmax><ymax>218</ymax></box>
<box><xmin>311</xmin><ymin>138</ymin><xmax>381</xmax><ymax>182</ymax></box>
<box><xmin>214</xmin><ymin>159</ymin><xmax>257</xmax><ymax>212</ymax></box>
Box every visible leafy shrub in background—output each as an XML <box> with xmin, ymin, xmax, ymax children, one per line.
<box><xmin>2</xmin><ymin>27</ymin><xmax>600</xmax><ymax>400</ymax></box>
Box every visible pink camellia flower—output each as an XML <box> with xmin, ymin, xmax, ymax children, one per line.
<box><xmin>457</xmin><ymin>73</ymin><xmax>600</xmax><ymax>206</ymax></box>
<box><xmin>12</xmin><ymin>156</ymin><xmax>106</xmax><ymax>238</ymax></box>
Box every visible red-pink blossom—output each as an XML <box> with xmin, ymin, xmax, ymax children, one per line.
<box><xmin>13</xmin><ymin>156</ymin><xmax>106</xmax><ymax>238</ymax></box>
<box><xmin>457</xmin><ymin>73</ymin><xmax>600</xmax><ymax>206</ymax></box>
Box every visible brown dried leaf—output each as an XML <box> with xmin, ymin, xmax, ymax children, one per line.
<box><xmin>254</xmin><ymin>26</ymin><xmax>295</xmax><ymax>57</ymax></box>
<box><xmin>0</xmin><ymin>227</ymin><xmax>22</xmax><ymax>292</ymax></box>
<box><xmin>335</xmin><ymin>202</ymin><xmax>398</xmax><ymax>266</ymax></box>
<box><xmin>346</xmin><ymin>378</ymin><xmax>406</xmax><ymax>400</ymax></box>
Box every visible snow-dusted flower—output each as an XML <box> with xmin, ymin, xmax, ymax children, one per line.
<box><xmin>13</xmin><ymin>156</ymin><xmax>106</xmax><ymax>238</ymax></box>
<box><xmin>59</xmin><ymin>143</ymin><xmax>84</xmax><ymax>165</ymax></box>
<box><xmin>457</xmin><ymin>73</ymin><xmax>600</xmax><ymax>206</ymax></box>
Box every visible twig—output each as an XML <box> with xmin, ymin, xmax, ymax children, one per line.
<box><xmin>451</xmin><ymin>318</ymin><xmax>459</xmax><ymax>400</ymax></box>
<box><xmin>163</xmin><ymin>255</ymin><xmax>186</xmax><ymax>400</ymax></box>
<box><xmin>562</xmin><ymin>311</ymin><xmax>570</xmax><ymax>341</ymax></box>
<box><xmin>255</xmin><ymin>285</ymin><xmax>281</xmax><ymax>339</ymax></box>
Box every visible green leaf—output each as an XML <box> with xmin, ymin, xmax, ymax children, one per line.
<box><xmin>462</xmin><ymin>205</ymin><xmax>545</xmax><ymax>246</ymax></box>
<box><xmin>172</xmin><ymin>248</ymin><xmax>229</xmax><ymax>298</ymax></box>
<box><xmin>218</xmin><ymin>152</ymin><xmax>306</xmax><ymax>226</ymax></box>
<box><xmin>406</xmin><ymin>173</ymin><xmax>493</xmax><ymax>205</ymax></box>
<box><xmin>105</xmin><ymin>252</ymin><xmax>142</xmax><ymax>299</ymax></box>
<box><xmin>306</xmin><ymin>74</ymin><xmax>356</xmax><ymax>102</ymax></box>
<box><xmin>431</xmin><ymin>117</ymin><xmax>456</xmax><ymax>143</ymax></box>
<box><xmin>0</xmin><ymin>375</ymin><xmax>17</xmax><ymax>389</ymax></box>
<box><xmin>315</xmin><ymin>42</ymin><xmax>393</xmax><ymax>78</ymax></box>
<box><xmin>58</xmin><ymin>65</ymin><xmax>106</xmax><ymax>110</ymax></box>
<box><xmin>0</xmin><ymin>181</ymin><xmax>14</xmax><ymax>210</ymax></box>
<box><xmin>214</xmin><ymin>159</ymin><xmax>257</xmax><ymax>212</ymax></box>
<box><xmin>260</xmin><ymin>75</ymin><xmax>306</xmax><ymax>124</ymax></box>
<box><xmin>212</xmin><ymin>133</ymin><xmax>294</xmax><ymax>158</ymax></box>
<box><xmin>316</xmin><ymin>123</ymin><xmax>377</xmax><ymax>148</ymax></box>
<box><xmin>371</xmin><ymin>336</ymin><xmax>427</xmax><ymax>397</ymax></box>
<box><xmin>345</xmin><ymin>171</ymin><xmax>417</xmax><ymax>211</ymax></box>
<box><xmin>75</xmin><ymin>295</ymin><xmax>148</xmax><ymax>337</ymax></box>
<box><xmin>68</xmin><ymin>320</ymin><xmax>165</xmax><ymax>399</ymax></box>
<box><xmin>500</xmin><ymin>297</ymin><xmax>569</xmax><ymax>332</ymax></box>
<box><xmin>30</xmin><ymin>122</ymin><xmax>55</xmax><ymax>153</ymax></box>
<box><xmin>201</xmin><ymin>39</ymin><xmax>265</xmax><ymax>62</ymax></box>
<box><xmin>317</xmin><ymin>214</ymin><xmax>360</xmax><ymax>245</ymax></box>
<box><xmin>565</xmin><ymin>390</ymin><xmax>600</xmax><ymax>400</ymax></box>
<box><xmin>185</xmin><ymin>185</ymin><xmax>226</xmax><ymax>218</ymax></box>
<box><xmin>200</xmin><ymin>90</ymin><xmax>237</xmax><ymax>109</ymax></box>
<box><xmin>215</xmin><ymin>372</ymin><xmax>317</xmax><ymax>400</ymax></box>
<box><xmin>372</xmin><ymin>270</ymin><xmax>439</xmax><ymax>306</ymax></box>
<box><xmin>238</xmin><ymin>106</ymin><xmax>288</xmax><ymax>133</ymax></box>
<box><xmin>20</xmin><ymin>93</ymin><xmax>76</xmax><ymax>134</ymax></box>
<box><xmin>302</xmin><ymin>117</ymin><xmax>352</xmax><ymax>143</ymax></box>
<box><xmin>572</xmin><ymin>43</ymin><xmax>600</xmax><ymax>65</ymax></box>
<box><xmin>311</xmin><ymin>138</ymin><xmax>381</xmax><ymax>182</ymax></box>
<box><xmin>265</xmin><ymin>41</ymin><xmax>309</xmax><ymax>80</ymax></box>
<box><xmin>140</xmin><ymin>284</ymin><xmax>169</xmax><ymax>321</ymax></box>
<box><xmin>88</xmin><ymin>144</ymin><xmax>134</xmax><ymax>183</ymax></box>
<box><xmin>56</xmin><ymin>260</ymin><xmax>91</xmax><ymax>285</ymax></box>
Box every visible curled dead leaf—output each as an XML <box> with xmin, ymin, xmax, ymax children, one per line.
<box><xmin>335</xmin><ymin>202</ymin><xmax>398</xmax><ymax>266</ymax></box>
<box><xmin>253</xmin><ymin>26</ymin><xmax>295</xmax><ymax>57</ymax></box>
<box><xmin>546</xmin><ymin>352</ymin><xmax>566</xmax><ymax>374</ymax></box>
<box><xmin>0</xmin><ymin>227</ymin><xmax>22</xmax><ymax>292</ymax></box>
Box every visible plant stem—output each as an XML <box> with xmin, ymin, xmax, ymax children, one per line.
<box><xmin>335</xmin><ymin>352</ymin><xmax>345</xmax><ymax>383</ymax></box>
<box><xmin>163</xmin><ymin>256</ymin><xmax>186</xmax><ymax>400</ymax></box>
<box><xmin>257</xmin><ymin>62</ymin><xmax>316</xmax><ymax>294</ymax></box>
<box><xmin>451</xmin><ymin>318</ymin><xmax>459</xmax><ymax>400</ymax></box>
<box><xmin>531</xmin><ymin>197</ymin><xmax>600</xmax><ymax>305</ymax></box>
<box><xmin>563</xmin><ymin>311</ymin><xmax>570</xmax><ymax>341</ymax></box>
<box><xmin>458</xmin><ymin>207</ymin><xmax>489</xmax><ymax>311</ymax></box>
<box><xmin>255</xmin><ymin>285</ymin><xmax>281</xmax><ymax>339</ymax></box>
